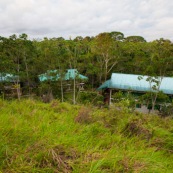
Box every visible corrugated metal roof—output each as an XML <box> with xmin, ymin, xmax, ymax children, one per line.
<box><xmin>97</xmin><ymin>73</ymin><xmax>173</xmax><ymax>95</ymax></box>
<box><xmin>0</xmin><ymin>73</ymin><xmax>17</xmax><ymax>82</ymax></box>
<box><xmin>97</xmin><ymin>80</ymin><xmax>111</xmax><ymax>90</ymax></box>
<box><xmin>39</xmin><ymin>69</ymin><xmax>88</xmax><ymax>82</ymax></box>
<box><xmin>38</xmin><ymin>70</ymin><xmax>59</xmax><ymax>82</ymax></box>
<box><xmin>65</xmin><ymin>69</ymin><xmax>88</xmax><ymax>80</ymax></box>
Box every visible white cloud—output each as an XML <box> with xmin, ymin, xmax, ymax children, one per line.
<box><xmin>0</xmin><ymin>0</ymin><xmax>173</xmax><ymax>41</ymax></box>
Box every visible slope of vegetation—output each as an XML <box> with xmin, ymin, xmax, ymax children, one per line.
<box><xmin>0</xmin><ymin>99</ymin><xmax>173</xmax><ymax>172</ymax></box>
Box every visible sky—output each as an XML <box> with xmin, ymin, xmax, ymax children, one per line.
<box><xmin>0</xmin><ymin>0</ymin><xmax>173</xmax><ymax>41</ymax></box>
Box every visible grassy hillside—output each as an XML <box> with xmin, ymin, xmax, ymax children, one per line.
<box><xmin>0</xmin><ymin>99</ymin><xmax>173</xmax><ymax>173</ymax></box>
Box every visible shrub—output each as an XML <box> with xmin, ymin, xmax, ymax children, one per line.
<box><xmin>75</xmin><ymin>107</ymin><xmax>92</xmax><ymax>124</ymax></box>
<box><xmin>159</xmin><ymin>104</ymin><xmax>173</xmax><ymax>117</ymax></box>
<box><xmin>78</xmin><ymin>91</ymin><xmax>103</xmax><ymax>105</ymax></box>
<box><xmin>123</xmin><ymin>119</ymin><xmax>153</xmax><ymax>141</ymax></box>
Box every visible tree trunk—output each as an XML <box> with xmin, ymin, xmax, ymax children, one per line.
<box><xmin>73</xmin><ymin>76</ymin><xmax>76</xmax><ymax>104</ymax></box>
<box><xmin>17</xmin><ymin>57</ymin><xmax>21</xmax><ymax>100</ymax></box>
<box><xmin>60</xmin><ymin>78</ymin><xmax>64</xmax><ymax>102</ymax></box>
<box><xmin>24</xmin><ymin>53</ymin><xmax>31</xmax><ymax>97</ymax></box>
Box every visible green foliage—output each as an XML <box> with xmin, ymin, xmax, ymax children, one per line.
<box><xmin>156</xmin><ymin>92</ymin><xmax>170</xmax><ymax>103</ymax></box>
<box><xmin>112</xmin><ymin>91</ymin><xmax>124</xmax><ymax>102</ymax></box>
<box><xmin>0</xmin><ymin>32</ymin><xmax>173</xmax><ymax>99</ymax></box>
<box><xmin>140</xmin><ymin>91</ymin><xmax>170</xmax><ymax>108</ymax></box>
<box><xmin>78</xmin><ymin>91</ymin><xmax>103</xmax><ymax>105</ymax></box>
<box><xmin>125</xmin><ymin>36</ymin><xmax>146</xmax><ymax>42</ymax></box>
<box><xmin>112</xmin><ymin>91</ymin><xmax>136</xmax><ymax>110</ymax></box>
<box><xmin>159</xmin><ymin>103</ymin><xmax>173</xmax><ymax>117</ymax></box>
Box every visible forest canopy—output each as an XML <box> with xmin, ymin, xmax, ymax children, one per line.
<box><xmin>0</xmin><ymin>31</ymin><xmax>173</xmax><ymax>99</ymax></box>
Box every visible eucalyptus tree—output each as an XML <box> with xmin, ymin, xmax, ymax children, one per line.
<box><xmin>0</xmin><ymin>35</ymin><xmax>22</xmax><ymax>99</ymax></box>
<box><xmin>140</xmin><ymin>38</ymin><xmax>173</xmax><ymax>111</ymax></box>
<box><xmin>17</xmin><ymin>33</ymin><xmax>37</xmax><ymax>96</ymax></box>
<box><xmin>117</xmin><ymin>41</ymin><xmax>149</xmax><ymax>74</ymax></box>
<box><xmin>34</xmin><ymin>37</ymin><xmax>67</xmax><ymax>100</ymax></box>
<box><xmin>64</xmin><ymin>39</ymin><xmax>81</xmax><ymax>104</ymax></box>
<box><xmin>91</xmin><ymin>32</ymin><xmax>120</xmax><ymax>83</ymax></box>
<box><xmin>0</xmin><ymin>34</ymin><xmax>37</xmax><ymax>99</ymax></box>
<box><xmin>56</xmin><ymin>39</ymin><xmax>70</xmax><ymax>102</ymax></box>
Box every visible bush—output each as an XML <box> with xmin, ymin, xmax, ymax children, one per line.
<box><xmin>123</xmin><ymin>119</ymin><xmax>153</xmax><ymax>141</ymax></box>
<box><xmin>112</xmin><ymin>92</ymin><xmax>136</xmax><ymax>110</ymax></box>
<box><xmin>159</xmin><ymin>104</ymin><xmax>173</xmax><ymax>117</ymax></box>
<box><xmin>78</xmin><ymin>91</ymin><xmax>103</xmax><ymax>105</ymax></box>
<box><xmin>75</xmin><ymin>107</ymin><xmax>92</xmax><ymax>124</ymax></box>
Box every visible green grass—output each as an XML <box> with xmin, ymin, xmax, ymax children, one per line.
<box><xmin>0</xmin><ymin>99</ymin><xmax>173</xmax><ymax>172</ymax></box>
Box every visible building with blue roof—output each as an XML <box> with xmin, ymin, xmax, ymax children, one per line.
<box><xmin>0</xmin><ymin>73</ymin><xmax>20</xmax><ymax>98</ymax></box>
<box><xmin>97</xmin><ymin>73</ymin><xmax>173</xmax><ymax>95</ymax></box>
<box><xmin>0</xmin><ymin>73</ymin><xmax>18</xmax><ymax>83</ymax></box>
<box><xmin>97</xmin><ymin>73</ymin><xmax>173</xmax><ymax>109</ymax></box>
<box><xmin>38</xmin><ymin>69</ymin><xmax>88</xmax><ymax>82</ymax></box>
<box><xmin>38</xmin><ymin>69</ymin><xmax>88</xmax><ymax>102</ymax></box>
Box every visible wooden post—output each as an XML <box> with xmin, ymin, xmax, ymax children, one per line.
<box><xmin>109</xmin><ymin>89</ymin><xmax>112</xmax><ymax>105</ymax></box>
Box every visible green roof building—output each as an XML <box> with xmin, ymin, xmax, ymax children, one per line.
<box><xmin>0</xmin><ymin>73</ymin><xmax>18</xmax><ymax>82</ymax></box>
<box><xmin>97</xmin><ymin>73</ymin><xmax>173</xmax><ymax>95</ymax></box>
<box><xmin>38</xmin><ymin>69</ymin><xmax>88</xmax><ymax>82</ymax></box>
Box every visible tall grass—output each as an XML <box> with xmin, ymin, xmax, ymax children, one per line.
<box><xmin>0</xmin><ymin>99</ymin><xmax>173</xmax><ymax>172</ymax></box>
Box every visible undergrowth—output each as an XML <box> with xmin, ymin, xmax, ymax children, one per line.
<box><xmin>0</xmin><ymin>99</ymin><xmax>173</xmax><ymax>172</ymax></box>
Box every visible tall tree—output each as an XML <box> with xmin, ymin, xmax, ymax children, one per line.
<box><xmin>125</xmin><ymin>36</ymin><xmax>146</xmax><ymax>43</ymax></box>
<box><xmin>142</xmin><ymin>38</ymin><xmax>173</xmax><ymax>110</ymax></box>
<box><xmin>92</xmin><ymin>32</ymin><xmax>120</xmax><ymax>83</ymax></box>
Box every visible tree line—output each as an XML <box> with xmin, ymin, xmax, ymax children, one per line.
<box><xmin>0</xmin><ymin>31</ymin><xmax>173</xmax><ymax>99</ymax></box>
